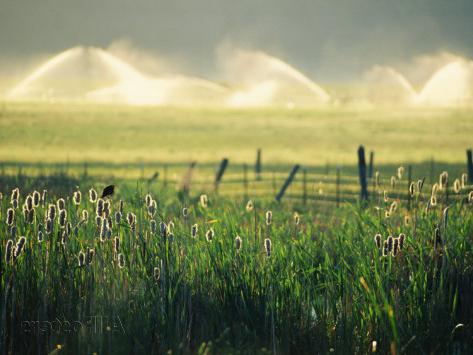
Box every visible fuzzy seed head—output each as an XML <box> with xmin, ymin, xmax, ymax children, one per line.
<box><xmin>78</xmin><ymin>251</ymin><xmax>85</xmax><ymax>267</ymax></box>
<box><xmin>191</xmin><ymin>224</ymin><xmax>198</xmax><ymax>238</ymax></box>
<box><xmin>374</xmin><ymin>234</ymin><xmax>382</xmax><ymax>249</ymax></box>
<box><xmin>150</xmin><ymin>219</ymin><xmax>157</xmax><ymax>233</ymax></box>
<box><xmin>32</xmin><ymin>191</ymin><xmax>40</xmax><ymax>207</ymax></box>
<box><xmin>453</xmin><ymin>179</ymin><xmax>461</xmax><ymax>194</ymax></box>
<box><xmin>200</xmin><ymin>194</ymin><xmax>208</xmax><ymax>208</ymax></box>
<box><xmin>264</xmin><ymin>238</ymin><xmax>272</xmax><ymax>257</ymax></box>
<box><xmin>89</xmin><ymin>188</ymin><xmax>97</xmax><ymax>203</ymax></box>
<box><xmin>73</xmin><ymin>191</ymin><xmax>81</xmax><ymax>205</ymax></box>
<box><xmin>57</xmin><ymin>198</ymin><xmax>65</xmax><ymax>211</ymax></box>
<box><xmin>6</xmin><ymin>208</ymin><xmax>15</xmax><ymax>226</ymax></box>
<box><xmin>265</xmin><ymin>210</ymin><xmax>272</xmax><ymax>225</ymax></box>
<box><xmin>235</xmin><ymin>235</ymin><xmax>242</xmax><ymax>252</ymax></box>
<box><xmin>118</xmin><ymin>253</ymin><xmax>125</xmax><ymax>268</ymax></box>
<box><xmin>205</xmin><ymin>228</ymin><xmax>214</xmax><ymax>242</ymax></box>
<box><xmin>48</xmin><ymin>204</ymin><xmax>56</xmax><ymax>220</ymax></box>
<box><xmin>154</xmin><ymin>266</ymin><xmax>160</xmax><ymax>281</ymax></box>
<box><xmin>5</xmin><ymin>240</ymin><xmax>14</xmax><ymax>263</ymax></box>
<box><xmin>246</xmin><ymin>200</ymin><xmax>254</xmax><ymax>212</ymax></box>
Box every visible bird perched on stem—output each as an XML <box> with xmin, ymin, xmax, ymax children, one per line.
<box><xmin>101</xmin><ymin>185</ymin><xmax>115</xmax><ymax>199</ymax></box>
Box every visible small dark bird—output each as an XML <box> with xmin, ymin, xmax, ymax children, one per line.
<box><xmin>101</xmin><ymin>185</ymin><xmax>115</xmax><ymax>199</ymax></box>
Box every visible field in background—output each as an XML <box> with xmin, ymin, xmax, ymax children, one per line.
<box><xmin>1</xmin><ymin>102</ymin><xmax>472</xmax><ymax>167</ymax></box>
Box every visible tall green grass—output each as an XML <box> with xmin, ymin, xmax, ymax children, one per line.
<box><xmin>1</xmin><ymin>176</ymin><xmax>473</xmax><ymax>354</ymax></box>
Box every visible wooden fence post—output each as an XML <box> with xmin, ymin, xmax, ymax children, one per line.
<box><xmin>368</xmin><ymin>151</ymin><xmax>374</xmax><ymax>178</ymax></box>
<box><xmin>467</xmin><ymin>149</ymin><xmax>473</xmax><ymax>183</ymax></box>
<box><xmin>336</xmin><ymin>168</ymin><xmax>341</xmax><ymax>208</ymax></box>
<box><xmin>255</xmin><ymin>149</ymin><xmax>262</xmax><ymax>180</ymax></box>
<box><xmin>358</xmin><ymin>146</ymin><xmax>369</xmax><ymax>201</ymax></box>
<box><xmin>214</xmin><ymin>158</ymin><xmax>229</xmax><ymax>193</ymax></box>
<box><xmin>276</xmin><ymin>165</ymin><xmax>300</xmax><ymax>202</ymax></box>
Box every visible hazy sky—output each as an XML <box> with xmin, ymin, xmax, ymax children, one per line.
<box><xmin>1</xmin><ymin>0</ymin><xmax>473</xmax><ymax>81</ymax></box>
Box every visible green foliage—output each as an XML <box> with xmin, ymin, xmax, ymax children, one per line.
<box><xmin>1</xmin><ymin>179</ymin><xmax>473</xmax><ymax>353</ymax></box>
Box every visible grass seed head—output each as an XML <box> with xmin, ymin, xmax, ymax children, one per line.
<box><xmin>417</xmin><ymin>179</ymin><xmax>424</xmax><ymax>193</ymax></box>
<box><xmin>26</xmin><ymin>195</ymin><xmax>33</xmax><ymax>210</ymax></box>
<box><xmin>11</xmin><ymin>187</ymin><xmax>20</xmax><ymax>203</ymax></box>
<box><xmin>182</xmin><ymin>207</ymin><xmax>189</xmax><ymax>217</ymax></box>
<box><xmin>5</xmin><ymin>240</ymin><xmax>14</xmax><ymax>263</ymax></box>
<box><xmin>266</xmin><ymin>210</ymin><xmax>273</xmax><ymax>225</ymax></box>
<box><xmin>399</xmin><ymin>233</ymin><xmax>405</xmax><ymax>250</ymax></box>
<box><xmin>87</xmin><ymin>249</ymin><xmax>95</xmax><ymax>264</ymax></box>
<box><xmin>41</xmin><ymin>189</ymin><xmax>47</xmax><ymax>206</ymax></box>
<box><xmin>114</xmin><ymin>236</ymin><xmax>120</xmax><ymax>254</ymax></box>
<box><xmin>200</xmin><ymin>194</ymin><xmax>208</xmax><ymax>208</ymax></box>
<box><xmin>393</xmin><ymin>238</ymin><xmax>399</xmax><ymax>256</ymax></box>
<box><xmin>397</xmin><ymin>166</ymin><xmax>404</xmax><ymax>179</ymax></box>
<box><xmin>439</xmin><ymin>171</ymin><xmax>448</xmax><ymax>189</ymax></box>
<box><xmin>409</xmin><ymin>182</ymin><xmax>416</xmax><ymax>197</ymax></box>
<box><xmin>78</xmin><ymin>251</ymin><xmax>85</xmax><ymax>267</ymax></box>
<box><xmin>461</xmin><ymin>173</ymin><xmax>467</xmax><ymax>188</ymax></box>
<box><xmin>57</xmin><ymin>198</ymin><xmax>65</xmax><ymax>211</ymax></box>
<box><xmin>118</xmin><ymin>253</ymin><xmax>125</xmax><ymax>268</ymax></box>
<box><xmin>453</xmin><ymin>179</ymin><xmax>461</xmax><ymax>194</ymax></box>
<box><xmin>374</xmin><ymin>234</ymin><xmax>382</xmax><ymax>249</ymax></box>
<box><xmin>115</xmin><ymin>211</ymin><xmax>121</xmax><ymax>224</ymax></box>
<box><xmin>387</xmin><ymin>236</ymin><xmax>393</xmax><ymax>252</ymax></box>
<box><xmin>89</xmin><ymin>188</ymin><xmax>97</xmax><ymax>203</ymax></box>
<box><xmin>82</xmin><ymin>209</ymin><xmax>89</xmax><ymax>222</ymax></box>
<box><xmin>246</xmin><ymin>200</ymin><xmax>254</xmax><ymax>212</ymax></box>
<box><xmin>119</xmin><ymin>200</ymin><xmax>124</xmax><ymax>214</ymax></box>
<box><xmin>45</xmin><ymin>218</ymin><xmax>53</xmax><ymax>234</ymax></box>
<box><xmin>294</xmin><ymin>212</ymin><xmax>300</xmax><ymax>225</ymax></box>
<box><xmin>11</xmin><ymin>199</ymin><xmax>18</xmax><ymax>209</ymax></box>
<box><xmin>38</xmin><ymin>230</ymin><xmax>43</xmax><ymax>242</ymax></box>
<box><xmin>73</xmin><ymin>191</ymin><xmax>82</xmax><ymax>205</ymax></box>
<box><xmin>96</xmin><ymin>198</ymin><xmax>104</xmax><ymax>216</ymax></box>
<box><xmin>58</xmin><ymin>209</ymin><xmax>67</xmax><ymax>228</ymax></box>
<box><xmin>430</xmin><ymin>195</ymin><xmax>437</xmax><ymax>207</ymax></box>
<box><xmin>235</xmin><ymin>235</ymin><xmax>242</xmax><ymax>252</ymax></box>
<box><xmin>145</xmin><ymin>194</ymin><xmax>152</xmax><ymax>207</ymax></box>
<box><xmin>27</xmin><ymin>208</ymin><xmax>35</xmax><ymax>224</ymax></box>
<box><xmin>6</xmin><ymin>208</ymin><xmax>15</xmax><ymax>226</ymax></box>
<box><xmin>48</xmin><ymin>204</ymin><xmax>56</xmax><ymax>220</ymax></box>
<box><xmin>150</xmin><ymin>219</ymin><xmax>157</xmax><ymax>233</ymax></box>
<box><xmin>191</xmin><ymin>224</ymin><xmax>198</xmax><ymax>238</ymax></box>
<box><xmin>14</xmin><ymin>236</ymin><xmax>26</xmax><ymax>259</ymax></box>
<box><xmin>160</xmin><ymin>222</ymin><xmax>168</xmax><ymax>238</ymax></box>
<box><xmin>32</xmin><ymin>191</ymin><xmax>40</xmax><ymax>207</ymax></box>
<box><xmin>264</xmin><ymin>238</ymin><xmax>272</xmax><ymax>257</ymax></box>
<box><xmin>205</xmin><ymin>228</ymin><xmax>214</xmax><ymax>242</ymax></box>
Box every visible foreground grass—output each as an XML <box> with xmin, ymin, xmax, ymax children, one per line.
<box><xmin>1</xmin><ymin>175</ymin><xmax>473</xmax><ymax>353</ymax></box>
<box><xmin>0</xmin><ymin>102</ymin><xmax>472</xmax><ymax>165</ymax></box>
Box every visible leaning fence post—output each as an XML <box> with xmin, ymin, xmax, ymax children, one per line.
<box><xmin>214</xmin><ymin>158</ymin><xmax>229</xmax><ymax>193</ymax></box>
<box><xmin>336</xmin><ymin>168</ymin><xmax>341</xmax><ymax>208</ymax></box>
<box><xmin>255</xmin><ymin>149</ymin><xmax>262</xmax><ymax>181</ymax></box>
<box><xmin>368</xmin><ymin>151</ymin><xmax>374</xmax><ymax>178</ymax></box>
<box><xmin>358</xmin><ymin>146</ymin><xmax>369</xmax><ymax>201</ymax></box>
<box><xmin>467</xmin><ymin>149</ymin><xmax>473</xmax><ymax>184</ymax></box>
<box><xmin>276</xmin><ymin>165</ymin><xmax>300</xmax><ymax>202</ymax></box>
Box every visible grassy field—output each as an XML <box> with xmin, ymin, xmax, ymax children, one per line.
<box><xmin>1</xmin><ymin>102</ymin><xmax>473</xmax><ymax>353</ymax></box>
<box><xmin>1</xmin><ymin>102</ymin><xmax>472</xmax><ymax>167</ymax></box>
<box><xmin>1</xmin><ymin>177</ymin><xmax>473</xmax><ymax>354</ymax></box>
